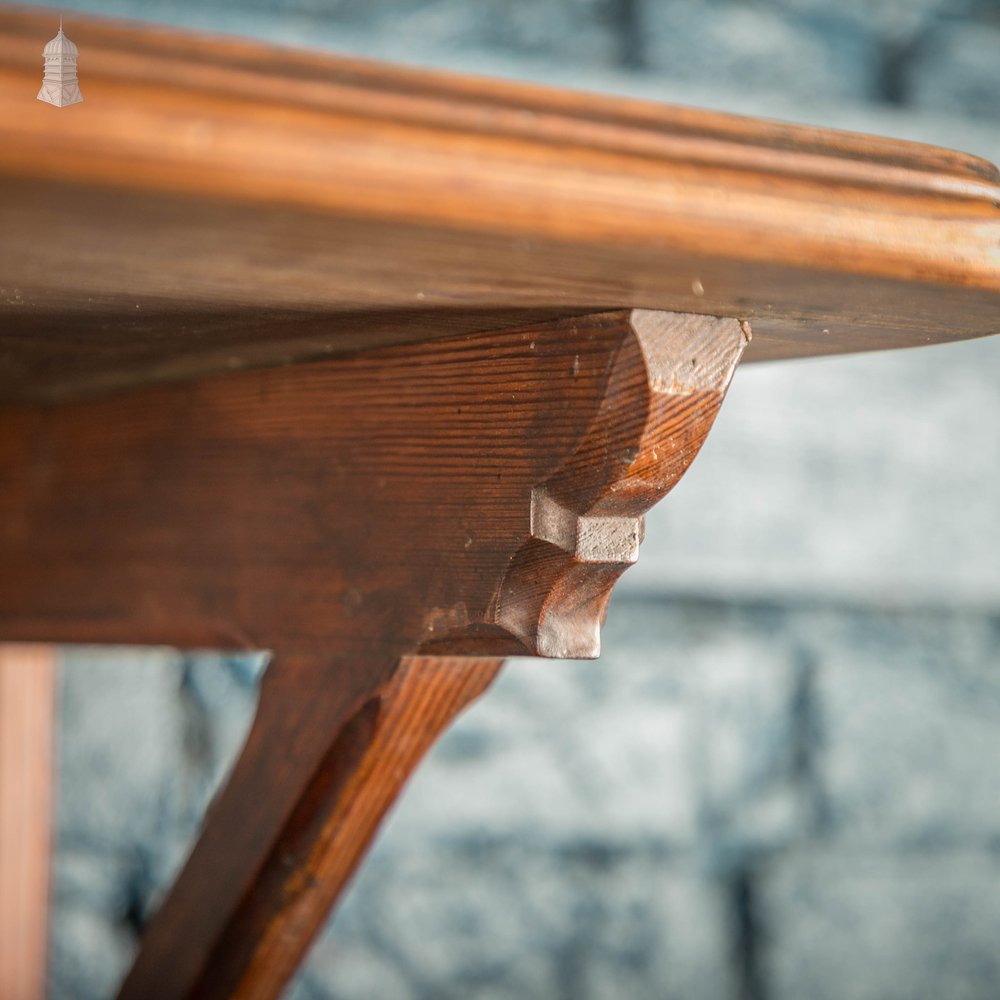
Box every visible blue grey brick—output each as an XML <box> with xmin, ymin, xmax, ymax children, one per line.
<box><xmin>636</xmin><ymin>2</ymin><xmax>878</xmax><ymax>101</ymax></box>
<box><xmin>762</xmin><ymin>851</ymin><xmax>1000</xmax><ymax>1000</ymax></box>
<box><xmin>911</xmin><ymin>22</ymin><xmax>1000</xmax><ymax>120</ymax></box>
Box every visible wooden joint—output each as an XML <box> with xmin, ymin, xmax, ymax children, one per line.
<box><xmin>1</xmin><ymin>306</ymin><xmax>748</xmax><ymax>1000</ymax></box>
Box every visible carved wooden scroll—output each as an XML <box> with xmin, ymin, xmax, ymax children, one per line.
<box><xmin>0</xmin><ymin>309</ymin><xmax>747</xmax><ymax>998</ymax></box>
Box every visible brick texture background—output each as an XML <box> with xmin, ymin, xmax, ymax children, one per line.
<box><xmin>17</xmin><ymin>1</ymin><xmax>1000</xmax><ymax>997</ymax></box>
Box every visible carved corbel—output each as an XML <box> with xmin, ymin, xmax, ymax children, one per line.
<box><xmin>496</xmin><ymin>310</ymin><xmax>748</xmax><ymax>657</ymax></box>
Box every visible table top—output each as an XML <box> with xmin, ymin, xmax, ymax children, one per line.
<box><xmin>1</xmin><ymin>5</ymin><xmax>998</xmax><ymax>403</ymax></box>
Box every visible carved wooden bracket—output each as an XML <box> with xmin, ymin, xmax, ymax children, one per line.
<box><xmin>497</xmin><ymin>311</ymin><xmax>747</xmax><ymax>658</ymax></box>
<box><xmin>0</xmin><ymin>308</ymin><xmax>747</xmax><ymax>999</ymax></box>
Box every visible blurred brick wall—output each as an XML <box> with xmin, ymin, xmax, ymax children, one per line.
<box><xmin>27</xmin><ymin>1</ymin><xmax>1000</xmax><ymax>997</ymax></box>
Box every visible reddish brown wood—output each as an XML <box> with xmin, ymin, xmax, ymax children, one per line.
<box><xmin>498</xmin><ymin>311</ymin><xmax>750</xmax><ymax>658</ymax></box>
<box><xmin>0</xmin><ymin>308</ymin><xmax>746</xmax><ymax>998</ymax></box>
<box><xmin>0</xmin><ymin>6</ymin><xmax>997</xmax><ymax>403</ymax></box>
<box><xmin>1</xmin><ymin>12</ymin><xmax>996</xmax><ymax>991</ymax></box>
<box><xmin>0</xmin><ymin>644</ymin><xmax>56</xmax><ymax>1000</ymax></box>
<box><xmin>0</xmin><ymin>310</ymin><xmax>745</xmax><ymax>655</ymax></box>
<box><xmin>118</xmin><ymin>655</ymin><xmax>498</xmax><ymax>1000</ymax></box>
<box><xmin>165</xmin><ymin>655</ymin><xmax>501</xmax><ymax>1000</ymax></box>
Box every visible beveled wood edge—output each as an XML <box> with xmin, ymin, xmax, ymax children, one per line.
<box><xmin>2</xmin><ymin>4</ymin><xmax>996</xmax><ymax>188</ymax></box>
<box><xmin>3</xmin><ymin>12</ymin><xmax>995</xmax><ymax>285</ymax></box>
<box><xmin>1</xmin><ymin>4</ymin><xmax>997</xmax><ymax>382</ymax></box>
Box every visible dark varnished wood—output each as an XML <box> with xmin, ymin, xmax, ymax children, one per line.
<box><xmin>0</xmin><ymin>6</ymin><xmax>998</xmax><ymax>403</ymax></box>
<box><xmin>0</xmin><ymin>308</ymin><xmax>746</xmax><ymax>997</ymax></box>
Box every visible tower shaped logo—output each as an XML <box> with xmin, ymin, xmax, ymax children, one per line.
<box><xmin>37</xmin><ymin>19</ymin><xmax>83</xmax><ymax>108</ymax></box>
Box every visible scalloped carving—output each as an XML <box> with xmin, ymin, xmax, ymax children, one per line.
<box><xmin>495</xmin><ymin>308</ymin><xmax>749</xmax><ymax>658</ymax></box>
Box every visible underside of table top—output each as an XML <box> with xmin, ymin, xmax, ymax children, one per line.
<box><xmin>1</xmin><ymin>5</ymin><xmax>998</xmax><ymax>404</ymax></box>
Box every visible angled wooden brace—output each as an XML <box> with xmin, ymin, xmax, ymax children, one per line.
<box><xmin>0</xmin><ymin>308</ymin><xmax>747</xmax><ymax>999</ymax></box>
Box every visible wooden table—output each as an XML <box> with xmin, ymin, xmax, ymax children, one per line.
<box><xmin>1</xmin><ymin>7</ymin><xmax>998</xmax><ymax>998</ymax></box>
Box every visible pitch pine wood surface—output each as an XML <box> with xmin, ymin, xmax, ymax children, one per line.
<box><xmin>0</xmin><ymin>6</ymin><xmax>998</xmax><ymax>404</ymax></box>
<box><xmin>0</xmin><ymin>308</ymin><xmax>746</xmax><ymax>998</ymax></box>
<box><xmin>1</xmin><ymin>8</ymin><xmax>997</xmax><ymax>997</ymax></box>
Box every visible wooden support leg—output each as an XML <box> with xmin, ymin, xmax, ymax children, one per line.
<box><xmin>0</xmin><ymin>644</ymin><xmax>56</xmax><ymax>1000</ymax></box>
<box><xmin>228</xmin><ymin>654</ymin><xmax>502</xmax><ymax>999</ymax></box>
<box><xmin>118</xmin><ymin>654</ymin><xmax>501</xmax><ymax>1000</ymax></box>
<box><xmin>0</xmin><ymin>310</ymin><xmax>748</xmax><ymax>999</ymax></box>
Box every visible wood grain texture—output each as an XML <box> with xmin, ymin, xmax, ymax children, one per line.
<box><xmin>4</xmin><ymin>11</ymin><xmax>994</xmax><ymax>984</ymax></box>
<box><xmin>118</xmin><ymin>654</ymin><xmax>502</xmax><ymax>1000</ymax></box>
<box><xmin>498</xmin><ymin>312</ymin><xmax>748</xmax><ymax>657</ymax></box>
<box><xmin>0</xmin><ymin>644</ymin><xmax>56</xmax><ymax>1000</ymax></box>
<box><xmin>0</xmin><ymin>5</ymin><xmax>997</xmax><ymax>403</ymax></box>
<box><xmin>0</xmin><ymin>309</ymin><xmax>745</xmax><ymax>656</ymax></box>
<box><xmin>221</xmin><ymin>655</ymin><xmax>502</xmax><ymax>1000</ymax></box>
<box><xmin>0</xmin><ymin>308</ymin><xmax>745</xmax><ymax>998</ymax></box>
